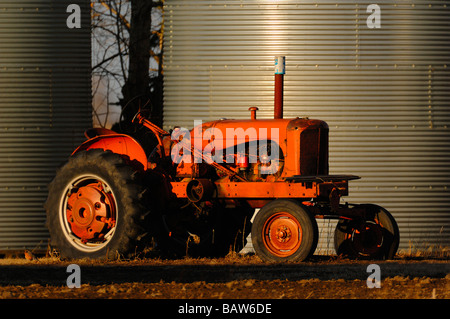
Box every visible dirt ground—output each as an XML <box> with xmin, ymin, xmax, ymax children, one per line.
<box><xmin>0</xmin><ymin>253</ymin><xmax>448</xmax><ymax>300</ymax></box>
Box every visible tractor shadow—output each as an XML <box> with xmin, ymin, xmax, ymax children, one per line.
<box><xmin>0</xmin><ymin>255</ymin><xmax>448</xmax><ymax>287</ymax></box>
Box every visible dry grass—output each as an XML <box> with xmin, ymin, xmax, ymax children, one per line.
<box><xmin>1</xmin><ymin>251</ymin><xmax>448</xmax><ymax>268</ymax></box>
<box><xmin>0</xmin><ymin>240</ymin><xmax>448</xmax><ymax>266</ymax></box>
<box><xmin>397</xmin><ymin>242</ymin><xmax>450</xmax><ymax>259</ymax></box>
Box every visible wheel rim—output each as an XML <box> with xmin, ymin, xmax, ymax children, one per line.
<box><xmin>262</xmin><ymin>212</ymin><xmax>302</xmax><ymax>257</ymax></box>
<box><xmin>59</xmin><ymin>174</ymin><xmax>118</xmax><ymax>252</ymax></box>
<box><xmin>351</xmin><ymin>221</ymin><xmax>384</xmax><ymax>256</ymax></box>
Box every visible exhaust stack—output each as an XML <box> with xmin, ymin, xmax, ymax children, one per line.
<box><xmin>274</xmin><ymin>56</ymin><xmax>285</xmax><ymax>119</ymax></box>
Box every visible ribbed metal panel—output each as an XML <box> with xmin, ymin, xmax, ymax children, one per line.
<box><xmin>163</xmin><ymin>0</ymin><xmax>450</xmax><ymax>253</ymax></box>
<box><xmin>0</xmin><ymin>1</ymin><xmax>92</xmax><ymax>251</ymax></box>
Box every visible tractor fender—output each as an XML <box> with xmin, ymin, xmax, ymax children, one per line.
<box><xmin>72</xmin><ymin>134</ymin><xmax>148</xmax><ymax>170</ymax></box>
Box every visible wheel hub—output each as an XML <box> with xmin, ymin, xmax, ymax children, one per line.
<box><xmin>263</xmin><ymin>212</ymin><xmax>302</xmax><ymax>257</ymax></box>
<box><xmin>352</xmin><ymin>221</ymin><xmax>383</xmax><ymax>256</ymax></box>
<box><xmin>66</xmin><ymin>182</ymin><xmax>116</xmax><ymax>243</ymax></box>
<box><xmin>276</xmin><ymin>226</ymin><xmax>291</xmax><ymax>242</ymax></box>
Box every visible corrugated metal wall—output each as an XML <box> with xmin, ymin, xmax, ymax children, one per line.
<box><xmin>0</xmin><ymin>1</ymin><xmax>92</xmax><ymax>252</ymax></box>
<box><xmin>163</xmin><ymin>0</ymin><xmax>450</xmax><ymax>253</ymax></box>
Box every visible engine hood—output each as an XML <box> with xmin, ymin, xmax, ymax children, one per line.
<box><xmin>190</xmin><ymin>117</ymin><xmax>328</xmax><ymax>144</ymax></box>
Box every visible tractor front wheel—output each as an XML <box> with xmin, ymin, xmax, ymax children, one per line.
<box><xmin>251</xmin><ymin>199</ymin><xmax>318</xmax><ymax>262</ymax></box>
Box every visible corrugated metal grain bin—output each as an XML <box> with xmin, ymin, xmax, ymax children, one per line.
<box><xmin>163</xmin><ymin>0</ymin><xmax>450</xmax><ymax>254</ymax></box>
<box><xmin>0</xmin><ymin>0</ymin><xmax>91</xmax><ymax>252</ymax></box>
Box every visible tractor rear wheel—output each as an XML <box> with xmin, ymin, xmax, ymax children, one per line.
<box><xmin>251</xmin><ymin>199</ymin><xmax>318</xmax><ymax>262</ymax></box>
<box><xmin>334</xmin><ymin>204</ymin><xmax>400</xmax><ymax>260</ymax></box>
<box><xmin>45</xmin><ymin>149</ymin><xmax>151</xmax><ymax>259</ymax></box>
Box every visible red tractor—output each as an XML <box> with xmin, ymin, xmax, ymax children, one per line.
<box><xmin>45</xmin><ymin>57</ymin><xmax>399</xmax><ymax>261</ymax></box>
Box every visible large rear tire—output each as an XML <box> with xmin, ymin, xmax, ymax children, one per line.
<box><xmin>251</xmin><ymin>199</ymin><xmax>318</xmax><ymax>262</ymax></box>
<box><xmin>45</xmin><ymin>149</ymin><xmax>151</xmax><ymax>259</ymax></box>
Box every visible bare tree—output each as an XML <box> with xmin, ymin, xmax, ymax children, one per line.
<box><xmin>91</xmin><ymin>0</ymin><xmax>164</xmax><ymax>129</ymax></box>
<box><xmin>121</xmin><ymin>0</ymin><xmax>151</xmax><ymax>126</ymax></box>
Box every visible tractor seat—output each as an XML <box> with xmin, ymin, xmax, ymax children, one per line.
<box><xmin>84</xmin><ymin>127</ymin><xmax>116</xmax><ymax>139</ymax></box>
